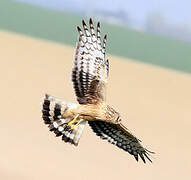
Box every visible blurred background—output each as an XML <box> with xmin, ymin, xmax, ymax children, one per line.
<box><xmin>0</xmin><ymin>0</ymin><xmax>191</xmax><ymax>179</ymax></box>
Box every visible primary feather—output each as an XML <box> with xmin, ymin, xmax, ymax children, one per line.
<box><xmin>72</xmin><ymin>18</ymin><xmax>109</xmax><ymax>104</ymax></box>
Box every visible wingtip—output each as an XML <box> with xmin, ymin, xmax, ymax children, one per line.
<box><xmin>89</xmin><ymin>18</ymin><xmax>93</xmax><ymax>25</ymax></box>
<box><xmin>139</xmin><ymin>154</ymin><xmax>146</xmax><ymax>163</ymax></box>
<box><xmin>97</xmin><ymin>21</ymin><xmax>100</xmax><ymax>28</ymax></box>
<box><xmin>145</xmin><ymin>148</ymin><xmax>155</xmax><ymax>154</ymax></box>
<box><xmin>144</xmin><ymin>152</ymin><xmax>153</xmax><ymax>163</ymax></box>
<box><xmin>82</xmin><ymin>19</ymin><xmax>86</xmax><ymax>27</ymax></box>
<box><xmin>77</xmin><ymin>26</ymin><xmax>82</xmax><ymax>32</ymax></box>
<box><xmin>134</xmin><ymin>154</ymin><xmax>139</xmax><ymax>162</ymax></box>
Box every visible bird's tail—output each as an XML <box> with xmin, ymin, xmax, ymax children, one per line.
<box><xmin>41</xmin><ymin>94</ymin><xmax>87</xmax><ymax>146</ymax></box>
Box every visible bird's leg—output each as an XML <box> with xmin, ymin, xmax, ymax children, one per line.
<box><xmin>70</xmin><ymin>119</ymin><xmax>84</xmax><ymax>130</ymax></box>
<box><xmin>68</xmin><ymin>114</ymin><xmax>79</xmax><ymax>126</ymax></box>
<box><xmin>66</xmin><ymin>114</ymin><xmax>83</xmax><ymax>131</ymax></box>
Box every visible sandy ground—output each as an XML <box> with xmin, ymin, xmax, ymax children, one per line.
<box><xmin>0</xmin><ymin>30</ymin><xmax>191</xmax><ymax>180</ymax></box>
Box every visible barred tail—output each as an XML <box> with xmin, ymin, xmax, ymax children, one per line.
<box><xmin>41</xmin><ymin>94</ymin><xmax>87</xmax><ymax>146</ymax></box>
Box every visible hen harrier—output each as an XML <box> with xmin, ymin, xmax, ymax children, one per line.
<box><xmin>41</xmin><ymin>18</ymin><xmax>153</xmax><ymax>163</ymax></box>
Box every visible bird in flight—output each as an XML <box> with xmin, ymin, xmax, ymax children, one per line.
<box><xmin>41</xmin><ymin>18</ymin><xmax>153</xmax><ymax>163</ymax></box>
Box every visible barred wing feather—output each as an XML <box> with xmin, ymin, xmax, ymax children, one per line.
<box><xmin>88</xmin><ymin>121</ymin><xmax>154</xmax><ymax>163</ymax></box>
<box><xmin>72</xmin><ymin>19</ymin><xmax>109</xmax><ymax>104</ymax></box>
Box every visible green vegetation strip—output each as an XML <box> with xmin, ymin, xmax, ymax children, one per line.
<box><xmin>1</xmin><ymin>0</ymin><xmax>191</xmax><ymax>73</ymax></box>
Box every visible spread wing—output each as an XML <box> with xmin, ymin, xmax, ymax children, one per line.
<box><xmin>88</xmin><ymin>121</ymin><xmax>154</xmax><ymax>163</ymax></box>
<box><xmin>72</xmin><ymin>18</ymin><xmax>109</xmax><ymax>104</ymax></box>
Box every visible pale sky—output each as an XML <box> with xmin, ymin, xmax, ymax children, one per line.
<box><xmin>16</xmin><ymin>0</ymin><xmax>191</xmax><ymax>26</ymax></box>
